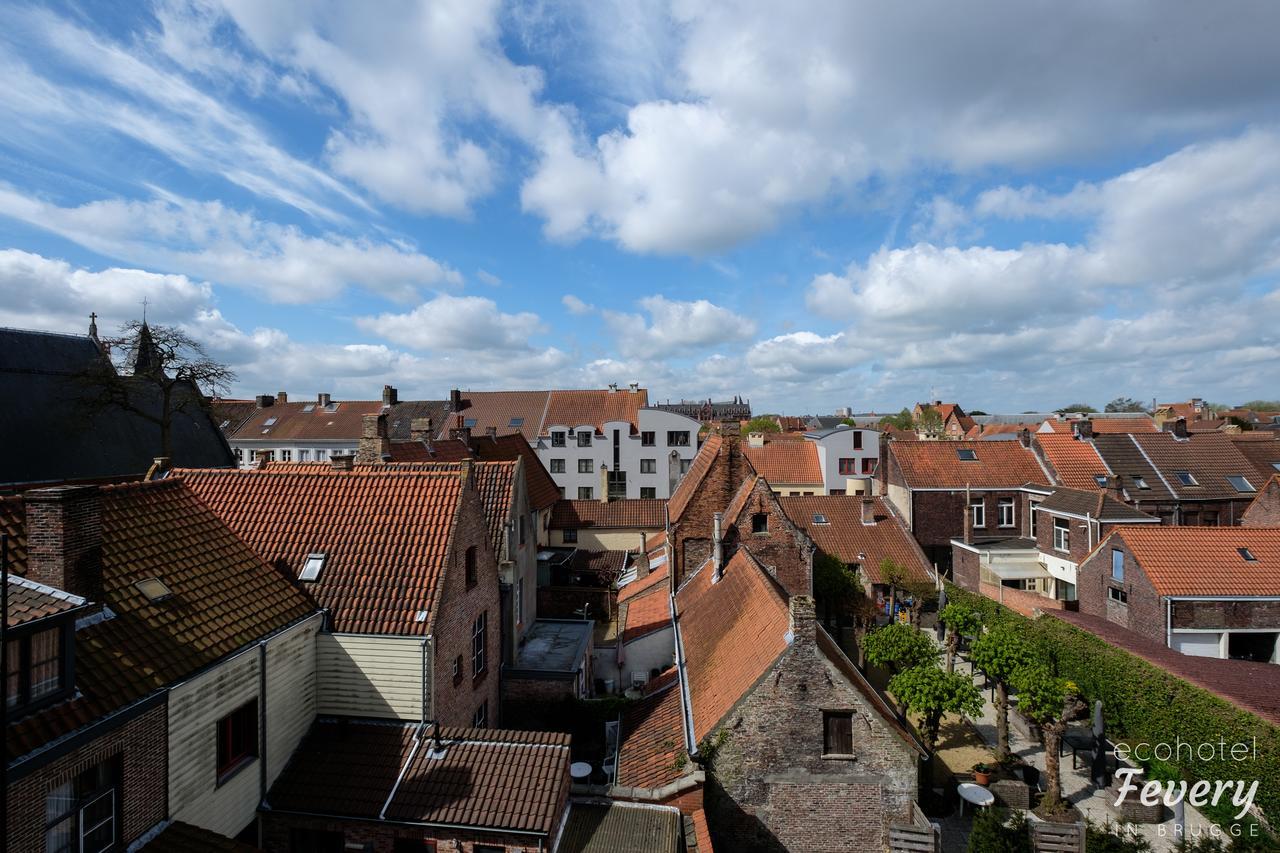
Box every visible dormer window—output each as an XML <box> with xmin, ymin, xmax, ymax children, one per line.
<box><xmin>5</xmin><ymin>624</ymin><xmax>69</xmax><ymax>714</ymax></box>
<box><xmin>1175</xmin><ymin>471</ymin><xmax>1198</xmax><ymax>486</ymax></box>
<box><xmin>1226</xmin><ymin>475</ymin><xmax>1255</xmax><ymax>493</ymax></box>
<box><xmin>299</xmin><ymin>553</ymin><xmax>326</xmax><ymax>582</ymax></box>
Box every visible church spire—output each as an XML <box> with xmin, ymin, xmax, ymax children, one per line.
<box><xmin>133</xmin><ymin>319</ymin><xmax>161</xmax><ymax>376</ymax></box>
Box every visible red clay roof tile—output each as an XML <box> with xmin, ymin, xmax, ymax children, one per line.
<box><xmin>743</xmin><ymin>442</ymin><xmax>822</xmax><ymax>485</ymax></box>
<box><xmin>1036</xmin><ymin>433</ymin><xmax>1111</xmax><ymax>490</ymax></box>
<box><xmin>1109</xmin><ymin>526</ymin><xmax>1280</xmax><ymax>596</ymax></box>
<box><xmin>891</xmin><ymin>440</ymin><xmax>1050</xmax><ymax>489</ymax></box>
<box><xmin>550</xmin><ymin>499</ymin><xmax>666</xmax><ymax>530</ymax></box>
<box><xmin>778</xmin><ymin>496</ymin><xmax>933</xmax><ymax>585</ymax></box>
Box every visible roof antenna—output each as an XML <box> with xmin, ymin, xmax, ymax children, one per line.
<box><xmin>140</xmin><ymin>296</ymin><xmax>149</xmax><ymax>324</ymax></box>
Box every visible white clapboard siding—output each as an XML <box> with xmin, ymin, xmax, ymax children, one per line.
<box><xmin>168</xmin><ymin>648</ymin><xmax>261</xmax><ymax>836</ymax></box>
<box><xmin>316</xmin><ymin>633</ymin><xmax>426</xmax><ymax>720</ymax></box>
<box><xmin>266</xmin><ymin>615</ymin><xmax>322</xmax><ymax>785</ymax></box>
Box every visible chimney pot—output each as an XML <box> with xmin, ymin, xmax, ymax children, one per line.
<box><xmin>255</xmin><ymin>394</ymin><xmax>274</xmax><ymax>408</ymax></box>
<box><xmin>330</xmin><ymin>454</ymin><xmax>354</xmax><ymax>471</ymax></box>
<box><xmin>382</xmin><ymin>385</ymin><xmax>398</xmax><ymax>406</ymax></box>
<box><xmin>712</xmin><ymin>512</ymin><xmax>724</xmax><ymax>579</ymax></box>
<box><xmin>25</xmin><ymin>485</ymin><xmax>103</xmax><ymax>601</ymax></box>
<box><xmin>450</xmin><ymin>388</ymin><xmax>463</xmax><ymax>412</ymax></box>
<box><xmin>1019</xmin><ymin>428</ymin><xmax>1032</xmax><ymax>448</ymax></box>
<box><xmin>1172</xmin><ymin>417</ymin><xmax>1189</xmax><ymax>439</ymax></box>
<box><xmin>1073</xmin><ymin>419</ymin><xmax>1093</xmax><ymax>440</ymax></box>
<box><xmin>356</xmin><ymin>413</ymin><xmax>391</xmax><ymax>464</ymax></box>
<box><xmin>748</xmin><ymin>432</ymin><xmax>765</xmax><ymax>448</ymax></box>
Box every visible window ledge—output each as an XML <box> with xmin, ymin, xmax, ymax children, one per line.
<box><xmin>216</xmin><ymin>755</ymin><xmax>257</xmax><ymax>788</ymax></box>
<box><xmin>821</xmin><ymin>753</ymin><xmax>857</xmax><ymax>761</ymax></box>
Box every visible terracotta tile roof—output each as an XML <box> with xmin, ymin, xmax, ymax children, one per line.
<box><xmin>442</xmin><ymin>390</ymin><xmax>551</xmax><ymax>441</ymax></box>
<box><xmin>572</xmin><ymin>549</ymin><xmax>630</xmax><ymax>584</ymax></box>
<box><xmin>619</xmin><ymin>576</ymin><xmax>671</xmax><ymax>644</ymax></box>
<box><xmin>676</xmin><ymin>550</ymin><xmax>791</xmax><ymax>741</ymax></box>
<box><xmin>722</xmin><ymin>474</ymin><xmax>760</xmax><ymax>527</ymax></box>
<box><xmin>1106</xmin><ymin>526</ymin><xmax>1280</xmax><ymax>596</ymax></box>
<box><xmin>890</xmin><ymin>440</ymin><xmax>1050</xmax><ymax>489</ymax></box>
<box><xmin>616</xmin><ymin>676</ymin><xmax>687</xmax><ymax>790</ymax></box>
<box><xmin>268</xmin><ymin>720</ymin><xmax>571</xmax><ymax>835</ymax></box>
<box><xmin>544</xmin><ymin>388</ymin><xmax>649</xmax><ymax>433</ymax></box>
<box><xmin>558</xmin><ymin>802</ymin><xmax>681</xmax><ymax>853</ymax></box>
<box><xmin>1048</xmin><ymin>610</ymin><xmax>1280</xmax><ymax>726</ymax></box>
<box><xmin>689</xmin><ymin>808</ymin><xmax>714</xmax><ymax>853</ymax></box>
<box><xmin>743</xmin><ymin>442</ymin><xmax>822</xmax><ymax>485</ymax></box>
<box><xmin>1228</xmin><ymin>435</ymin><xmax>1280</xmax><ymax>486</ymax></box>
<box><xmin>1127</xmin><ymin>432</ymin><xmax>1264</xmax><ymax>500</ymax></box>
<box><xmin>1037</xmin><ymin>487</ymin><xmax>1156</xmax><ymax>522</ymax></box>
<box><xmin>140</xmin><ymin>821</ymin><xmax>260</xmax><ymax>852</ymax></box>
<box><xmin>1042</xmin><ymin>418</ymin><xmax>1157</xmax><ymax>434</ymax></box>
<box><xmin>1185</xmin><ymin>419</ymin><xmax>1228</xmax><ymax>433</ymax></box>
<box><xmin>366</xmin><ymin>461</ymin><xmax>515</xmax><ymax>558</ymax></box>
<box><xmin>619</xmin><ymin>562</ymin><xmax>669</xmax><ymax>604</ymax></box>
<box><xmin>228</xmin><ymin>400</ymin><xmax>385</xmax><ymax>442</ymax></box>
<box><xmin>777</xmin><ymin>416</ymin><xmax>808</xmax><ymax>432</ymax></box>
<box><xmin>778</xmin><ymin>496</ymin><xmax>933</xmax><ymax>585</ymax></box>
<box><xmin>668</xmin><ymin>434</ymin><xmax>724</xmax><ymax>523</ymax></box>
<box><xmin>969</xmin><ymin>423</ymin><xmax>1028</xmax><ymax>439</ymax></box>
<box><xmin>1036</xmin><ymin>433</ymin><xmax>1111</xmax><ymax>490</ymax></box>
<box><xmin>4</xmin><ymin>479</ymin><xmax>315</xmax><ymax>761</ymax></box>
<box><xmin>5</xmin><ymin>575</ymin><xmax>86</xmax><ymax>629</ymax></box>
<box><xmin>391</xmin><ymin>434</ymin><xmax>559</xmax><ymax>511</ymax></box>
<box><xmin>178</xmin><ymin>465</ymin><xmax>467</xmax><ymax>635</ymax></box>
<box><xmin>550</xmin><ymin>499</ymin><xmax>666</xmax><ymax>530</ymax></box>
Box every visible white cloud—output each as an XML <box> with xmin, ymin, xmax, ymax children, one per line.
<box><xmin>603</xmin><ymin>295</ymin><xmax>757</xmax><ymax>358</ymax></box>
<box><xmin>0</xmin><ymin>187</ymin><xmax>458</xmax><ymax>303</ymax></box>
<box><xmin>355</xmin><ymin>294</ymin><xmax>548</xmax><ymax>352</ymax></box>
<box><xmin>561</xmin><ymin>294</ymin><xmax>594</xmax><ymax>316</ymax></box>
<box><xmin>745</xmin><ymin>331</ymin><xmax>851</xmax><ymax>381</ymax></box>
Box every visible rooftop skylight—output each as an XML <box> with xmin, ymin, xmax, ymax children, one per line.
<box><xmin>813</xmin><ymin>513</ymin><xmax>829</xmax><ymax>524</ymax></box>
<box><xmin>1174</xmin><ymin>471</ymin><xmax>1198</xmax><ymax>486</ymax></box>
<box><xmin>509</xmin><ymin>417</ymin><xmax>525</xmax><ymax>427</ymax></box>
<box><xmin>1133</xmin><ymin>476</ymin><xmax>1150</xmax><ymax>489</ymax></box>
<box><xmin>299</xmin><ymin>553</ymin><xmax>327</xmax><ymax>582</ymax></box>
<box><xmin>1227</xmin><ymin>475</ymin><xmax>1256</xmax><ymax>493</ymax></box>
<box><xmin>1239</xmin><ymin>547</ymin><xmax>1258</xmax><ymax>562</ymax></box>
<box><xmin>135</xmin><ymin>577</ymin><xmax>173</xmax><ymax>603</ymax></box>
<box><xmin>957</xmin><ymin>449</ymin><xmax>977</xmax><ymax>461</ymax></box>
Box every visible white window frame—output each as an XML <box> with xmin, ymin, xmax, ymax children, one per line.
<box><xmin>640</xmin><ymin>458</ymin><xmax>656</xmax><ymax>474</ymax></box>
<box><xmin>577</xmin><ymin>459</ymin><xmax>593</xmax><ymax>474</ymax></box>
<box><xmin>970</xmin><ymin>501</ymin><xmax>985</xmax><ymax>528</ymax></box>
<box><xmin>998</xmin><ymin>498</ymin><xmax>1015</xmax><ymax>528</ymax></box>
<box><xmin>1053</xmin><ymin>518</ymin><xmax>1070</xmax><ymax>552</ymax></box>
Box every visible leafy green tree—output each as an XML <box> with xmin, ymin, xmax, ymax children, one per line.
<box><xmin>969</xmin><ymin>623</ymin><xmax>1038</xmax><ymax>760</ymax></box>
<box><xmin>813</xmin><ymin>552</ymin><xmax>861</xmax><ymax>627</ymax></box>
<box><xmin>862</xmin><ymin>622</ymin><xmax>937</xmax><ymax>671</ymax></box>
<box><xmin>1105</xmin><ymin>397</ymin><xmax>1147</xmax><ymax>413</ymax></box>
<box><xmin>1013</xmin><ymin>665</ymin><xmax>1087</xmax><ymax>811</ymax></box>
<box><xmin>1055</xmin><ymin>402</ymin><xmax>1097</xmax><ymax>413</ymax></box>
<box><xmin>914</xmin><ymin>404</ymin><xmax>943</xmax><ymax>435</ymax></box>
<box><xmin>887</xmin><ymin>664</ymin><xmax>983</xmax><ymax>750</ymax></box>
<box><xmin>968</xmin><ymin>807</ymin><xmax>1032</xmax><ymax>853</ymax></box>
<box><xmin>1239</xmin><ymin>399</ymin><xmax>1280</xmax><ymax>411</ymax></box>
<box><xmin>968</xmin><ymin>409</ymin><xmax>989</xmax><ymax>416</ymax></box>
<box><xmin>879</xmin><ymin>408</ymin><xmax>915</xmax><ymax>431</ymax></box>
<box><xmin>744</xmin><ymin>416</ymin><xmax>781</xmax><ymax>433</ymax></box>
<box><xmin>939</xmin><ymin>602</ymin><xmax>982</xmax><ymax>673</ymax></box>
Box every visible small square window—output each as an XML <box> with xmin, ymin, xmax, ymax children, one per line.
<box><xmin>1175</xmin><ymin>471</ymin><xmax>1198</xmax><ymax>486</ymax></box>
<box><xmin>957</xmin><ymin>449</ymin><xmax>977</xmax><ymax>461</ymax></box>
<box><xmin>1227</xmin><ymin>475</ymin><xmax>1255</xmax><ymax>493</ymax></box>
<box><xmin>464</xmin><ymin>418</ymin><xmax>477</xmax><ymax>428</ymax></box>
<box><xmin>752</xmin><ymin>513</ymin><xmax>768</xmax><ymax>534</ymax></box>
<box><xmin>577</xmin><ymin>432</ymin><xmax>593</xmax><ymax>447</ymax></box>
<box><xmin>563</xmin><ymin>529</ymin><xmax>578</xmax><ymax>543</ymax></box>
<box><xmin>813</xmin><ymin>513</ymin><xmax>829</xmax><ymax>525</ymax></box>
<box><xmin>1239</xmin><ymin>547</ymin><xmax>1258</xmax><ymax>562</ymax></box>
<box><xmin>1133</xmin><ymin>476</ymin><xmax>1150</xmax><ymax>489</ymax></box>
<box><xmin>641</xmin><ymin>431</ymin><xmax>655</xmax><ymax>447</ymax></box>
<box><xmin>509</xmin><ymin>417</ymin><xmax>524</xmax><ymax>428</ymax></box>
<box><xmin>135</xmin><ymin>577</ymin><xmax>173</xmax><ymax>602</ymax></box>
<box><xmin>550</xmin><ymin>459</ymin><xmax>565</xmax><ymax>473</ymax></box>
<box><xmin>1094</xmin><ymin>475</ymin><xmax>1108</xmax><ymax>488</ymax></box>
<box><xmin>640</xmin><ymin>458</ymin><xmax>656</xmax><ymax>474</ymax></box>
<box><xmin>263</xmin><ymin>417</ymin><xmax>277</xmax><ymax>427</ymax></box>
<box><xmin>1108</xmin><ymin>586</ymin><xmax>1128</xmax><ymax>605</ymax></box>
<box><xmin>551</xmin><ymin>431</ymin><xmax>566</xmax><ymax>447</ymax></box>
<box><xmin>578</xmin><ymin>486</ymin><xmax>593</xmax><ymax>499</ymax></box>
<box><xmin>578</xmin><ymin>459</ymin><xmax>594</xmax><ymax>474</ymax></box>
<box><xmin>640</xmin><ymin>487</ymin><xmax>656</xmax><ymax>499</ymax></box>
<box><xmin>299</xmin><ymin>553</ymin><xmax>326</xmax><ymax>582</ymax></box>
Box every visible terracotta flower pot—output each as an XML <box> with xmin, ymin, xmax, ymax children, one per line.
<box><xmin>973</xmin><ymin>770</ymin><xmax>992</xmax><ymax>785</ymax></box>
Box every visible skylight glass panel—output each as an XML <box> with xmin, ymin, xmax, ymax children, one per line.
<box><xmin>813</xmin><ymin>513</ymin><xmax>829</xmax><ymax>524</ymax></box>
<box><xmin>1133</xmin><ymin>476</ymin><xmax>1150</xmax><ymax>489</ymax></box>
<box><xmin>509</xmin><ymin>417</ymin><xmax>525</xmax><ymax>427</ymax></box>
<box><xmin>1227</xmin><ymin>475</ymin><xmax>1255</xmax><ymax>493</ymax></box>
<box><xmin>464</xmin><ymin>418</ymin><xmax>477</xmax><ymax>428</ymax></box>
<box><xmin>1175</xmin><ymin>471</ymin><xmax>1198</xmax><ymax>486</ymax></box>
<box><xmin>299</xmin><ymin>553</ymin><xmax>326</xmax><ymax>582</ymax></box>
<box><xmin>1273</xmin><ymin>462</ymin><xmax>1280</xmax><ymax>472</ymax></box>
<box><xmin>1094</xmin><ymin>475</ymin><xmax>1108</xmax><ymax>487</ymax></box>
<box><xmin>263</xmin><ymin>417</ymin><xmax>277</xmax><ymax>426</ymax></box>
<box><xmin>1239</xmin><ymin>547</ymin><xmax>1258</xmax><ymax>562</ymax></box>
<box><xmin>135</xmin><ymin>577</ymin><xmax>173</xmax><ymax>603</ymax></box>
<box><xmin>302</xmin><ymin>404</ymin><xmax>315</xmax><ymax>412</ymax></box>
<box><xmin>957</xmin><ymin>449</ymin><xmax>978</xmax><ymax>461</ymax></box>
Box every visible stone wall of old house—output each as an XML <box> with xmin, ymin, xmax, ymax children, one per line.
<box><xmin>725</xmin><ymin>478</ymin><xmax>814</xmax><ymax>597</ymax></box>
<box><xmin>1242</xmin><ymin>481</ymin><xmax>1280</xmax><ymax>527</ymax></box>
<box><xmin>702</xmin><ymin>597</ymin><xmax>918</xmax><ymax>853</ymax></box>
<box><xmin>671</xmin><ymin>433</ymin><xmax>752</xmax><ymax>586</ymax></box>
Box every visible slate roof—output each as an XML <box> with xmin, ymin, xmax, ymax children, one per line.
<box><xmin>890</xmin><ymin>440</ymin><xmax>1050</xmax><ymax>489</ymax></box>
<box><xmin>4</xmin><ymin>479</ymin><xmax>315</xmax><ymax>761</ymax></box>
<box><xmin>1035</xmin><ymin>434</ymin><xmax>1111</xmax><ymax>491</ymax></box>
<box><xmin>1108</xmin><ymin>526</ymin><xmax>1280</xmax><ymax>596</ymax></box>
<box><xmin>778</xmin><ymin>496</ymin><xmax>933</xmax><ymax>585</ymax></box>
<box><xmin>5</xmin><ymin>575</ymin><xmax>87</xmax><ymax>629</ymax></box>
<box><xmin>0</xmin><ymin>327</ymin><xmax>234</xmax><ymax>486</ymax></box>
<box><xmin>209</xmin><ymin>399</ymin><xmax>259</xmax><ymax>436</ymax></box>
<box><xmin>178</xmin><ymin>465</ymin><xmax>468</xmax><ymax>635</ymax></box>
<box><xmin>267</xmin><ymin>720</ymin><xmax>571</xmax><ymax>835</ymax></box>
<box><xmin>1048</xmin><ymin>610</ymin><xmax>1280</xmax><ymax>726</ymax></box>
<box><xmin>228</xmin><ymin>399</ymin><xmax>384</xmax><ymax>443</ymax></box>
<box><xmin>675</xmin><ymin>550</ymin><xmax>792</xmax><ymax>741</ymax></box>
<box><xmin>1229</xmin><ymin>435</ymin><xmax>1280</xmax><ymax>486</ymax></box>
<box><xmin>1092</xmin><ymin>434</ymin><xmax>1176</xmax><ymax>501</ymax></box>
<box><xmin>1036</xmin><ymin>487</ymin><xmax>1157</xmax><ymax>522</ymax></box>
<box><xmin>384</xmin><ymin>399</ymin><xmax>450</xmax><ymax>441</ymax></box>
<box><xmin>550</xmin><ymin>499</ymin><xmax>667</xmax><ymax>530</ymax></box>
<box><xmin>1126</xmin><ymin>433</ymin><xmax>1264</xmax><ymax>500</ymax></box>
<box><xmin>668</xmin><ymin>434</ymin><xmax>724</xmax><ymax>523</ymax></box>
<box><xmin>616</xmin><ymin>675</ymin><xmax>687</xmax><ymax>790</ymax></box>
<box><xmin>558</xmin><ymin>802</ymin><xmax>682</xmax><ymax>853</ymax></box>
<box><xmin>743</xmin><ymin>441</ymin><xmax>822</xmax><ymax>484</ymax></box>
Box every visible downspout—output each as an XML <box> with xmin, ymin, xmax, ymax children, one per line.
<box><xmin>1166</xmin><ymin>599</ymin><xmax>1172</xmax><ymax>651</ymax></box>
<box><xmin>257</xmin><ymin>638</ymin><xmax>268</xmax><ymax>842</ymax></box>
<box><xmin>422</xmin><ymin>635</ymin><xmax>434</xmax><ymax>726</ymax></box>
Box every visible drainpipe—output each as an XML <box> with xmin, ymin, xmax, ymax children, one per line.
<box><xmin>258</xmin><ymin>638</ymin><xmax>268</xmax><ymax>841</ymax></box>
<box><xmin>1166</xmin><ymin>599</ymin><xmax>1172</xmax><ymax>650</ymax></box>
<box><xmin>422</xmin><ymin>635</ymin><xmax>434</xmax><ymax>726</ymax></box>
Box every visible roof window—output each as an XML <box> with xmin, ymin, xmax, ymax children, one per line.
<box><xmin>1174</xmin><ymin>471</ymin><xmax>1198</xmax><ymax>486</ymax></box>
<box><xmin>1094</xmin><ymin>475</ymin><xmax>1108</xmax><ymax>488</ymax></box>
<box><xmin>263</xmin><ymin>417</ymin><xmax>277</xmax><ymax>427</ymax></box>
<box><xmin>1227</xmin><ymin>475</ymin><xmax>1256</xmax><ymax>493</ymax></box>
<box><xmin>813</xmin><ymin>513</ymin><xmax>829</xmax><ymax>524</ymax></box>
<box><xmin>1272</xmin><ymin>462</ymin><xmax>1280</xmax><ymax>472</ymax></box>
<box><xmin>464</xmin><ymin>418</ymin><xmax>478</xmax><ymax>428</ymax></box>
<box><xmin>299</xmin><ymin>553</ymin><xmax>327</xmax><ymax>582</ymax></box>
<box><xmin>509</xmin><ymin>417</ymin><xmax>525</xmax><ymax>427</ymax></box>
<box><xmin>1133</xmin><ymin>476</ymin><xmax>1150</xmax><ymax>489</ymax></box>
<box><xmin>324</xmin><ymin>402</ymin><xmax>339</xmax><ymax>412</ymax></box>
<box><xmin>302</xmin><ymin>404</ymin><xmax>315</xmax><ymax>413</ymax></box>
<box><xmin>135</xmin><ymin>577</ymin><xmax>173</xmax><ymax>603</ymax></box>
<box><xmin>1239</xmin><ymin>548</ymin><xmax>1258</xmax><ymax>562</ymax></box>
<box><xmin>957</xmin><ymin>449</ymin><xmax>978</xmax><ymax>461</ymax></box>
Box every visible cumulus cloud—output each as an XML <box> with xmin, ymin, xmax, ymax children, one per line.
<box><xmin>604</xmin><ymin>295</ymin><xmax>757</xmax><ymax>358</ymax></box>
<box><xmin>355</xmin><ymin>294</ymin><xmax>548</xmax><ymax>352</ymax></box>
<box><xmin>745</xmin><ymin>331</ymin><xmax>851</xmax><ymax>381</ymax></box>
<box><xmin>0</xmin><ymin>187</ymin><xmax>459</xmax><ymax>303</ymax></box>
<box><xmin>562</xmin><ymin>294</ymin><xmax>594</xmax><ymax>315</ymax></box>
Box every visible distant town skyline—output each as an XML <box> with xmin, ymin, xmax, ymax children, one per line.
<box><xmin>1</xmin><ymin>1</ymin><xmax>1278</xmax><ymax>412</ymax></box>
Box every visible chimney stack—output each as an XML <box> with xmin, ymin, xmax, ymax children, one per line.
<box><xmin>788</xmin><ymin>595</ymin><xmax>816</xmax><ymax>648</ymax></box>
<box><xmin>635</xmin><ymin>532</ymin><xmax>650</xmax><ymax>580</ymax></box>
<box><xmin>449</xmin><ymin>388</ymin><xmax>463</xmax><ymax>412</ymax></box>
<box><xmin>962</xmin><ymin>495</ymin><xmax>975</xmax><ymax>545</ymax></box>
<box><xmin>450</xmin><ymin>425</ymin><xmax>472</xmax><ymax>445</ymax></box>
<box><xmin>599</xmin><ymin>464</ymin><xmax>610</xmax><ymax>503</ymax></box>
<box><xmin>459</xmin><ymin>458</ymin><xmax>474</xmax><ymax>487</ymax></box>
<box><xmin>382</xmin><ymin>385</ymin><xmax>398</xmax><ymax>406</ymax></box>
<box><xmin>748</xmin><ymin>432</ymin><xmax>765</xmax><ymax>448</ymax></box>
<box><xmin>861</xmin><ymin>497</ymin><xmax>876</xmax><ymax>526</ymax></box>
<box><xmin>712</xmin><ymin>512</ymin><xmax>724</xmax><ymax>580</ymax></box>
<box><xmin>1105</xmin><ymin>475</ymin><xmax>1124</xmax><ymax>502</ymax></box>
<box><xmin>1072</xmin><ymin>419</ymin><xmax>1093</xmax><ymax>440</ymax></box>
<box><xmin>145</xmin><ymin>457</ymin><xmax>171</xmax><ymax>481</ymax></box>
<box><xmin>1172</xmin><ymin>417</ymin><xmax>1189</xmax><ymax>439</ymax></box>
<box><xmin>25</xmin><ymin>486</ymin><xmax>103</xmax><ymax>601</ymax></box>
<box><xmin>1018</xmin><ymin>428</ymin><xmax>1032</xmax><ymax>448</ymax></box>
<box><xmin>485</xmin><ymin>426</ymin><xmax>498</xmax><ymax>439</ymax></box>
<box><xmin>356</xmin><ymin>413</ymin><xmax>391</xmax><ymax>464</ymax></box>
<box><xmin>318</xmin><ymin>392</ymin><xmax>331</xmax><ymax>408</ymax></box>
<box><xmin>255</xmin><ymin>394</ymin><xmax>274</xmax><ymax>408</ymax></box>
<box><xmin>410</xmin><ymin>418</ymin><xmax>433</xmax><ymax>443</ymax></box>
<box><xmin>629</xmin><ymin>382</ymin><xmax>639</xmax><ymax>394</ymax></box>
<box><xmin>276</xmin><ymin>391</ymin><xmax>288</xmax><ymax>404</ymax></box>
<box><xmin>330</xmin><ymin>454</ymin><xmax>354</xmax><ymax>471</ymax></box>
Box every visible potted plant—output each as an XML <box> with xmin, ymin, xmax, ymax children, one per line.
<box><xmin>973</xmin><ymin>762</ymin><xmax>995</xmax><ymax>785</ymax></box>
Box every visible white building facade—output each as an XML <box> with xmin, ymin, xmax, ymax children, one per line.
<box><xmin>806</xmin><ymin>425</ymin><xmax>882</xmax><ymax>494</ymax></box>
<box><xmin>536</xmin><ymin>408</ymin><xmax>702</xmax><ymax>500</ymax></box>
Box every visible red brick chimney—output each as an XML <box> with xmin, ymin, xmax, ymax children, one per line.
<box><xmin>1172</xmin><ymin>417</ymin><xmax>1189</xmax><ymax>440</ymax></box>
<box><xmin>1072</xmin><ymin>419</ymin><xmax>1093</xmax><ymax>440</ymax></box>
<box><xmin>25</xmin><ymin>485</ymin><xmax>103</xmax><ymax>601</ymax></box>
<box><xmin>355</xmin><ymin>413</ymin><xmax>391</xmax><ymax>464</ymax></box>
<box><xmin>410</xmin><ymin>417</ymin><xmax>433</xmax><ymax>443</ymax></box>
<box><xmin>276</xmin><ymin>390</ymin><xmax>288</xmax><ymax>404</ymax></box>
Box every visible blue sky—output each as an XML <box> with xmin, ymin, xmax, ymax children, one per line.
<box><xmin>1</xmin><ymin>1</ymin><xmax>1278</xmax><ymax>413</ymax></box>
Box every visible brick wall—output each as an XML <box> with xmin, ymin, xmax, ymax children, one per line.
<box><xmin>978</xmin><ymin>582</ymin><xmax>1066</xmax><ymax>618</ymax></box>
<box><xmin>1242</xmin><ymin>481</ymin><xmax>1280</xmax><ymax>527</ymax></box>
<box><xmin>1170</xmin><ymin>599</ymin><xmax>1280</xmax><ymax>631</ymax></box>
<box><xmin>262</xmin><ymin>813</ymin><xmax>552</xmax><ymax>853</ymax></box>
<box><xmin>433</xmin><ymin>482</ymin><xmax>502</xmax><ymax>728</ymax></box>
<box><xmin>1076</xmin><ymin>536</ymin><xmax>1165</xmax><ymax>646</ymax></box>
<box><xmin>725</xmin><ymin>478</ymin><xmax>813</xmax><ymax>597</ymax></box>
<box><xmin>952</xmin><ymin>545</ymin><xmax>981</xmax><ymax>592</ymax></box>
<box><xmin>536</xmin><ymin>585</ymin><xmax>613</xmax><ymax>621</ymax></box>
<box><xmin>703</xmin><ymin>597</ymin><xmax>917</xmax><ymax>852</ymax></box>
<box><xmin>24</xmin><ymin>485</ymin><xmax>103</xmax><ymax>601</ymax></box>
<box><xmin>6</xmin><ymin>702</ymin><xmax>168</xmax><ymax>853</ymax></box>
<box><xmin>671</xmin><ymin>436</ymin><xmax>751</xmax><ymax>585</ymax></box>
